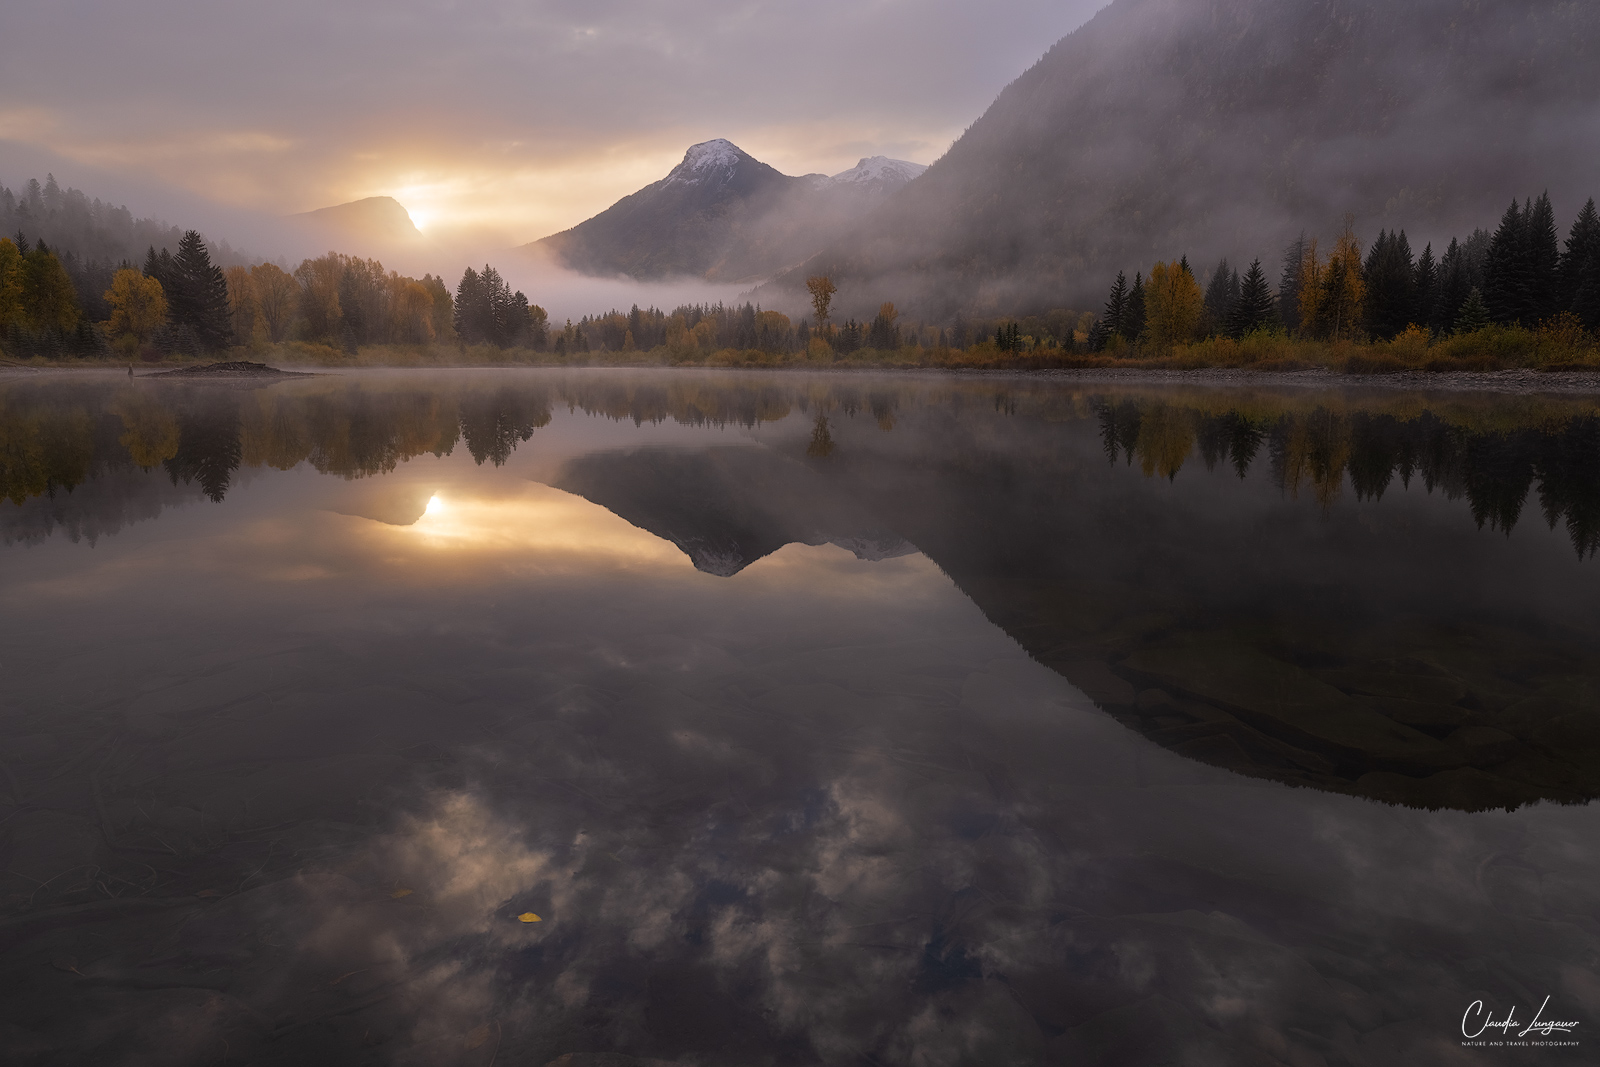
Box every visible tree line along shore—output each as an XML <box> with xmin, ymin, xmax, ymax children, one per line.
<box><xmin>4</xmin><ymin>376</ymin><xmax>1599</xmax><ymax>561</ymax></box>
<box><xmin>3</xmin><ymin>187</ymin><xmax>1600</xmax><ymax>374</ymax></box>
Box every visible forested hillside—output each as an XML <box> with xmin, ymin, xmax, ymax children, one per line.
<box><xmin>760</xmin><ymin>0</ymin><xmax>1600</xmax><ymax>318</ymax></box>
<box><xmin>0</xmin><ymin>175</ymin><xmax>251</xmax><ymax>322</ymax></box>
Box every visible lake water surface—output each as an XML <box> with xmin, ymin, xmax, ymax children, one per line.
<box><xmin>2</xmin><ymin>368</ymin><xmax>1598</xmax><ymax>1065</ymax></box>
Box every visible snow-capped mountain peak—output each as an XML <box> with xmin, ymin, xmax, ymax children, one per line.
<box><xmin>829</xmin><ymin>156</ymin><xmax>927</xmax><ymax>186</ymax></box>
<box><xmin>534</xmin><ymin>140</ymin><xmax>930</xmax><ymax>281</ymax></box>
<box><xmin>668</xmin><ymin>139</ymin><xmax>745</xmax><ymax>185</ymax></box>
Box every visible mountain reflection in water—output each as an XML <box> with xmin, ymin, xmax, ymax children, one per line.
<box><xmin>1</xmin><ymin>369</ymin><xmax>1598</xmax><ymax>1066</ymax></box>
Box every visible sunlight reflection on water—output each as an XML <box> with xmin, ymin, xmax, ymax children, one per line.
<box><xmin>2</xmin><ymin>370</ymin><xmax>1598</xmax><ymax>1065</ymax></box>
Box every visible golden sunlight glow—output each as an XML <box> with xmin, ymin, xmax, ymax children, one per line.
<box><xmin>6</xmin><ymin>116</ymin><xmax>948</xmax><ymax>247</ymax></box>
<box><xmin>399</xmin><ymin>483</ymin><xmax>689</xmax><ymax>569</ymax></box>
<box><xmin>367</xmin><ymin>147</ymin><xmax>691</xmax><ymax>244</ymax></box>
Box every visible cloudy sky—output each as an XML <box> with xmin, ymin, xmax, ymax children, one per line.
<box><xmin>1</xmin><ymin>0</ymin><xmax>1105</xmax><ymax>247</ymax></box>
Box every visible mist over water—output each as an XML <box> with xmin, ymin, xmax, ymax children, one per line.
<box><xmin>4</xmin><ymin>0</ymin><xmax>1600</xmax><ymax>1061</ymax></box>
<box><xmin>1</xmin><ymin>369</ymin><xmax>1597</xmax><ymax>1064</ymax></box>
<box><xmin>499</xmin><ymin>257</ymin><xmax>755</xmax><ymax>326</ymax></box>
<box><xmin>759</xmin><ymin>0</ymin><xmax>1600</xmax><ymax>318</ymax></box>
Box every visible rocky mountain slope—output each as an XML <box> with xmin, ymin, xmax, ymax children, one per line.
<box><xmin>530</xmin><ymin>140</ymin><xmax>926</xmax><ymax>282</ymax></box>
<box><xmin>756</xmin><ymin>0</ymin><xmax>1600</xmax><ymax>318</ymax></box>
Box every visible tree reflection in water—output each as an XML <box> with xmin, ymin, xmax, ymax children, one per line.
<box><xmin>2</xmin><ymin>370</ymin><xmax>1600</xmax><ymax>1064</ymax></box>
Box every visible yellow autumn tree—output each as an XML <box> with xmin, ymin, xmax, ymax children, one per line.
<box><xmin>692</xmin><ymin>318</ymin><xmax>718</xmax><ymax>351</ymax></box>
<box><xmin>806</xmin><ymin>275</ymin><xmax>837</xmax><ymax>330</ymax></box>
<box><xmin>105</xmin><ymin>268</ymin><xmax>168</xmax><ymax>343</ymax></box>
<box><xmin>1144</xmin><ymin>260</ymin><xmax>1203</xmax><ymax>347</ymax></box>
<box><xmin>1318</xmin><ymin>217</ymin><xmax>1365</xmax><ymax>340</ymax></box>
<box><xmin>1297</xmin><ymin>238</ymin><xmax>1324</xmax><ymax>336</ymax></box>
<box><xmin>250</xmin><ymin>262</ymin><xmax>298</xmax><ymax>342</ymax></box>
<box><xmin>665</xmin><ymin>312</ymin><xmax>698</xmax><ymax>361</ymax></box>
<box><xmin>393</xmin><ymin>281</ymin><xmax>437</xmax><ymax>343</ymax></box>
<box><xmin>225</xmin><ymin>265</ymin><xmax>259</xmax><ymax>343</ymax></box>
<box><xmin>110</xmin><ymin>391</ymin><xmax>181</xmax><ymax>468</ymax></box>
<box><xmin>21</xmin><ymin>247</ymin><xmax>79</xmax><ymax>333</ymax></box>
<box><xmin>239</xmin><ymin>392</ymin><xmax>314</xmax><ymax>470</ymax></box>
<box><xmin>1135</xmin><ymin>404</ymin><xmax>1195</xmax><ymax>480</ymax></box>
<box><xmin>0</xmin><ymin>238</ymin><xmax>23</xmax><ymax>330</ymax></box>
<box><xmin>1276</xmin><ymin>409</ymin><xmax>1351</xmax><ymax>507</ymax></box>
<box><xmin>293</xmin><ymin>254</ymin><xmax>343</xmax><ymax>340</ymax></box>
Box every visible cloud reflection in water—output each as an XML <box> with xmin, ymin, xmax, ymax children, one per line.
<box><xmin>4</xmin><ymin>375</ymin><xmax>1600</xmax><ymax>1065</ymax></box>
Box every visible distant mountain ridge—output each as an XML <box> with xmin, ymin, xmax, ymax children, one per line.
<box><xmin>554</xmin><ymin>446</ymin><xmax>913</xmax><ymax>577</ymax></box>
<box><xmin>292</xmin><ymin>196</ymin><xmax>425</xmax><ymax>243</ymax></box>
<box><xmin>530</xmin><ymin>139</ymin><xmax>927</xmax><ymax>282</ymax></box>
<box><xmin>827</xmin><ymin>156</ymin><xmax>929</xmax><ymax>194</ymax></box>
<box><xmin>755</xmin><ymin>0</ymin><xmax>1600</xmax><ymax>318</ymax></box>
<box><xmin>287</xmin><ymin>196</ymin><xmax>433</xmax><ymax>268</ymax></box>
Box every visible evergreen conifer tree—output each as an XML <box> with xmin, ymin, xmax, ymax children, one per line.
<box><xmin>454</xmin><ymin>267</ymin><xmax>485</xmax><ymax>343</ymax></box>
<box><xmin>1227</xmin><ymin>259</ymin><xmax>1277</xmax><ymax>338</ymax></box>
<box><xmin>1435</xmin><ymin>238</ymin><xmax>1470</xmax><ymax>334</ymax></box>
<box><xmin>1362</xmin><ymin>229</ymin><xmax>1417</xmax><ymax>340</ymax></box>
<box><xmin>1278</xmin><ymin>234</ymin><xmax>1306</xmax><ymax>334</ymax></box>
<box><xmin>1202</xmin><ymin>259</ymin><xmax>1237</xmax><ymax>338</ymax></box>
<box><xmin>866</xmin><ymin>304</ymin><xmax>899</xmax><ymax>351</ymax></box>
<box><xmin>1484</xmin><ymin>200</ymin><xmax>1532</xmax><ymax>325</ymax></box>
<box><xmin>994</xmin><ymin>321</ymin><xmax>1022</xmax><ymax>353</ymax></box>
<box><xmin>1463</xmin><ymin>229</ymin><xmax>1491</xmax><ymax>289</ymax></box>
<box><xmin>1528</xmin><ymin>192</ymin><xmax>1561</xmax><ymax>323</ymax></box>
<box><xmin>453</xmin><ymin>264</ymin><xmax>529</xmax><ymax>347</ymax></box>
<box><xmin>1561</xmin><ymin>198</ymin><xmax>1600</xmax><ymax>329</ymax></box>
<box><xmin>1125</xmin><ymin>272</ymin><xmax>1146</xmax><ymax>343</ymax></box>
<box><xmin>1097</xmin><ymin>271</ymin><xmax>1128</xmax><ymax>350</ymax></box>
<box><xmin>1456</xmin><ymin>287</ymin><xmax>1491</xmax><ymax>333</ymax></box>
<box><xmin>1576</xmin><ymin>252</ymin><xmax>1600</xmax><ymax>334</ymax></box>
<box><xmin>167</xmin><ymin>231</ymin><xmax>232</xmax><ymax>350</ymax></box>
<box><xmin>1414</xmin><ymin>244</ymin><xmax>1437</xmax><ymax>333</ymax></box>
<box><xmin>1086</xmin><ymin>318</ymin><xmax>1109</xmax><ymax>352</ymax></box>
<box><xmin>143</xmin><ymin>246</ymin><xmax>175</xmax><ymax>295</ymax></box>
<box><xmin>507</xmin><ymin>289</ymin><xmax>534</xmax><ymax>348</ymax></box>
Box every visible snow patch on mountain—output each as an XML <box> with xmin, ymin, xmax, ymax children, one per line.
<box><xmin>830</xmin><ymin>156</ymin><xmax>927</xmax><ymax>186</ymax></box>
<box><xmin>534</xmin><ymin>140</ymin><xmax>931</xmax><ymax>281</ymax></box>
<box><xmin>668</xmin><ymin>139</ymin><xmax>744</xmax><ymax>185</ymax></box>
<box><xmin>662</xmin><ymin>142</ymin><xmax>923</xmax><ymax>192</ymax></box>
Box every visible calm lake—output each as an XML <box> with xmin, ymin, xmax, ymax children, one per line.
<box><xmin>2</xmin><ymin>368</ymin><xmax>1597</xmax><ymax>1066</ymax></box>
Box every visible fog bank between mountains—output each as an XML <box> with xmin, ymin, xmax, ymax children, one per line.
<box><xmin>755</xmin><ymin>0</ymin><xmax>1600</xmax><ymax>320</ymax></box>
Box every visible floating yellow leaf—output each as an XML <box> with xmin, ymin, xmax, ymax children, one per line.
<box><xmin>391</xmin><ymin>888</ymin><xmax>414</xmax><ymax>899</ymax></box>
<box><xmin>465</xmin><ymin>1023</ymin><xmax>492</xmax><ymax>1050</ymax></box>
<box><xmin>517</xmin><ymin>912</ymin><xmax>542</xmax><ymax>923</ymax></box>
